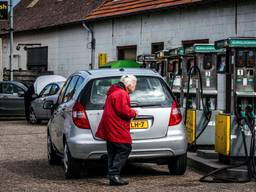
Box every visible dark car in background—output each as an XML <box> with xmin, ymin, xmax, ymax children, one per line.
<box><xmin>29</xmin><ymin>81</ymin><xmax>65</xmax><ymax>124</ymax></box>
<box><xmin>0</xmin><ymin>81</ymin><xmax>28</xmax><ymax>118</ymax></box>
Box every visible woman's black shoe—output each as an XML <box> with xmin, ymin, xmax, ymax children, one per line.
<box><xmin>109</xmin><ymin>175</ymin><xmax>129</xmax><ymax>186</ymax></box>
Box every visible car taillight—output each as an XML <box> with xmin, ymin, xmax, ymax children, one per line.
<box><xmin>72</xmin><ymin>102</ymin><xmax>90</xmax><ymax>129</ymax></box>
<box><xmin>169</xmin><ymin>100</ymin><xmax>182</xmax><ymax>126</ymax></box>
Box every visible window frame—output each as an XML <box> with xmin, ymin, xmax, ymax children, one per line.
<box><xmin>117</xmin><ymin>45</ymin><xmax>137</xmax><ymax>60</ymax></box>
<box><xmin>151</xmin><ymin>42</ymin><xmax>164</xmax><ymax>54</ymax></box>
<box><xmin>26</xmin><ymin>46</ymin><xmax>48</xmax><ymax>71</ymax></box>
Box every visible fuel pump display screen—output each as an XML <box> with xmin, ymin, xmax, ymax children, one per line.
<box><xmin>247</xmin><ymin>50</ymin><xmax>255</xmax><ymax>67</ymax></box>
<box><xmin>217</xmin><ymin>55</ymin><xmax>226</xmax><ymax>73</ymax></box>
<box><xmin>236</xmin><ymin>49</ymin><xmax>256</xmax><ymax>67</ymax></box>
<box><xmin>167</xmin><ymin>60</ymin><xmax>176</xmax><ymax>73</ymax></box>
<box><xmin>203</xmin><ymin>54</ymin><xmax>213</xmax><ymax>70</ymax></box>
<box><xmin>237</xmin><ymin>50</ymin><xmax>246</xmax><ymax>67</ymax></box>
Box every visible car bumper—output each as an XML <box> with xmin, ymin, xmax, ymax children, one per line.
<box><xmin>67</xmin><ymin>127</ymin><xmax>187</xmax><ymax>160</ymax></box>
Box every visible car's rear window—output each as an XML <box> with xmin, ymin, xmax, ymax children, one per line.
<box><xmin>81</xmin><ymin>76</ymin><xmax>173</xmax><ymax>110</ymax></box>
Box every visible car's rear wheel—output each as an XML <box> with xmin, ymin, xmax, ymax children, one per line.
<box><xmin>63</xmin><ymin>142</ymin><xmax>82</xmax><ymax>179</ymax></box>
<box><xmin>29</xmin><ymin>107</ymin><xmax>41</xmax><ymax>124</ymax></box>
<box><xmin>168</xmin><ymin>153</ymin><xmax>187</xmax><ymax>175</ymax></box>
<box><xmin>47</xmin><ymin>132</ymin><xmax>61</xmax><ymax>165</ymax></box>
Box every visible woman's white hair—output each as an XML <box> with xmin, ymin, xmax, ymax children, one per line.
<box><xmin>120</xmin><ymin>74</ymin><xmax>137</xmax><ymax>86</ymax></box>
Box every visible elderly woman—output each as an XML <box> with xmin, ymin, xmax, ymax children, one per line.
<box><xmin>96</xmin><ymin>75</ymin><xmax>137</xmax><ymax>186</ymax></box>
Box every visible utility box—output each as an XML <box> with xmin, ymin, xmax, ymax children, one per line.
<box><xmin>98</xmin><ymin>53</ymin><xmax>107</xmax><ymax>67</ymax></box>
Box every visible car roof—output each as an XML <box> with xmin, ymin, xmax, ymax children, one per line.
<box><xmin>34</xmin><ymin>75</ymin><xmax>66</xmax><ymax>95</ymax></box>
<box><xmin>77</xmin><ymin>68</ymin><xmax>161</xmax><ymax>79</ymax></box>
<box><xmin>0</xmin><ymin>81</ymin><xmax>28</xmax><ymax>91</ymax></box>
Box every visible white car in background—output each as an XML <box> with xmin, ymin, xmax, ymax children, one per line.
<box><xmin>29</xmin><ymin>81</ymin><xmax>65</xmax><ymax>124</ymax></box>
<box><xmin>34</xmin><ymin>75</ymin><xmax>66</xmax><ymax>95</ymax></box>
<box><xmin>28</xmin><ymin>75</ymin><xmax>66</xmax><ymax>123</ymax></box>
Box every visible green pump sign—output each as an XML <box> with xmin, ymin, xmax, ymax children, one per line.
<box><xmin>215</xmin><ymin>38</ymin><xmax>256</xmax><ymax>48</ymax></box>
<box><xmin>194</xmin><ymin>44</ymin><xmax>216</xmax><ymax>52</ymax></box>
<box><xmin>0</xmin><ymin>1</ymin><xmax>8</xmax><ymax>20</ymax></box>
<box><xmin>229</xmin><ymin>39</ymin><xmax>256</xmax><ymax>47</ymax></box>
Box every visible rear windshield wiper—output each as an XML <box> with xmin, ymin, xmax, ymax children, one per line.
<box><xmin>131</xmin><ymin>102</ymin><xmax>163</xmax><ymax>107</ymax></box>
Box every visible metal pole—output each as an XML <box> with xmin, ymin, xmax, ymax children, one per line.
<box><xmin>9</xmin><ymin>0</ymin><xmax>14</xmax><ymax>80</ymax></box>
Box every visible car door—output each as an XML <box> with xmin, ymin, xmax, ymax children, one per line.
<box><xmin>33</xmin><ymin>84</ymin><xmax>52</xmax><ymax>118</ymax></box>
<box><xmin>0</xmin><ymin>82</ymin><xmax>26</xmax><ymax>117</ymax></box>
<box><xmin>44</xmin><ymin>83</ymin><xmax>60</xmax><ymax>119</ymax></box>
<box><xmin>50</xmin><ymin>76</ymin><xmax>79</xmax><ymax>152</ymax></box>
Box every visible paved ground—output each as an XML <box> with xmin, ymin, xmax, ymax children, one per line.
<box><xmin>0</xmin><ymin>121</ymin><xmax>255</xmax><ymax>192</ymax></box>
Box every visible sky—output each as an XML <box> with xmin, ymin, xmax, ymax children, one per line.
<box><xmin>13</xmin><ymin>0</ymin><xmax>21</xmax><ymax>6</ymax></box>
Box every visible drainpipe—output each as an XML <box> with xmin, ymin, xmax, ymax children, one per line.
<box><xmin>234</xmin><ymin>0</ymin><xmax>238</xmax><ymax>36</ymax></box>
<box><xmin>82</xmin><ymin>21</ymin><xmax>95</xmax><ymax>69</ymax></box>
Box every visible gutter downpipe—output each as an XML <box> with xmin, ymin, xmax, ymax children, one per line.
<box><xmin>82</xmin><ymin>21</ymin><xmax>95</xmax><ymax>70</ymax></box>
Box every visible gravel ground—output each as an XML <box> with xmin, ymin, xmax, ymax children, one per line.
<box><xmin>0</xmin><ymin>121</ymin><xmax>255</xmax><ymax>192</ymax></box>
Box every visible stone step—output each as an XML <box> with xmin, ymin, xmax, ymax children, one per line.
<box><xmin>187</xmin><ymin>152</ymin><xmax>249</xmax><ymax>182</ymax></box>
<box><xmin>197</xmin><ymin>149</ymin><xmax>219</xmax><ymax>159</ymax></box>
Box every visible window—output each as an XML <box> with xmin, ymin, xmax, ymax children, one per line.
<box><xmin>49</xmin><ymin>84</ymin><xmax>60</xmax><ymax>95</ymax></box>
<box><xmin>117</xmin><ymin>46</ymin><xmax>137</xmax><ymax>60</ymax></box>
<box><xmin>27</xmin><ymin>47</ymin><xmax>48</xmax><ymax>71</ymax></box>
<box><xmin>2</xmin><ymin>83</ymin><xmax>23</xmax><ymax>94</ymax></box>
<box><xmin>57</xmin><ymin>79</ymin><xmax>72</xmax><ymax>105</ymax></box>
<box><xmin>74</xmin><ymin>77</ymin><xmax>85</xmax><ymax>92</ymax></box>
<box><xmin>152</xmin><ymin>42</ymin><xmax>164</xmax><ymax>54</ymax></box>
<box><xmin>63</xmin><ymin>76</ymin><xmax>79</xmax><ymax>103</ymax></box>
<box><xmin>82</xmin><ymin>76</ymin><xmax>173</xmax><ymax>110</ymax></box>
<box><xmin>39</xmin><ymin>84</ymin><xmax>52</xmax><ymax>97</ymax></box>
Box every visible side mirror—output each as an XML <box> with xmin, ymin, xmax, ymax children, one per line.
<box><xmin>18</xmin><ymin>91</ymin><xmax>25</xmax><ymax>97</ymax></box>
<box><xmin>43</xmin><ymin>100</ymin><xmax>54</xmax><ymax>110</ymax></box>
<box><xmin>32</xmin><ymin>94</ymin><xmax>38</xmax><ymax>99</ymax></box>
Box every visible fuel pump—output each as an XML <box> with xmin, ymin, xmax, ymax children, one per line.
<box><xmin>214</xmin><ymin>37</ymin><xmax>256</xmax><ymax>164</ymax></box>
<box><xmin>182</xmin><ymin>47</ymin><xmax>197</xmax><ymax>110</ymax></box>
<box><xmin>199</xmin><ymin>38</ymin><xmax>256</xmax><ymax>183</ymax></box>
<box><xmin>168</xmin><ymin>47</ymin><xmax>184</xmax><ymax>104</ymax></box>
<box><xmin>155</xmin><ymin>50</ymin><xmax>171</xmax><ymax>80</ymax></box>
<box><xmin>137</xmin><ymin>54</ymin><xmax>157</xmax><ymax>69</ymax></box>
<box><xmin>184</xmin><ymin>44</ymin><xmax>222</xmax><ymax>149</ymax></box>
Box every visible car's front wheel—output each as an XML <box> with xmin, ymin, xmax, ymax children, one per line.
<box><xmin>63</xmin><ymin>142</ymin><xmax>82</xmax><ymax>179</ymax></box>
<box><xmin>168</xmin><ymin>153</ymin><xmax>187</xmax><ymax>175</ymax></box>
<box><xmin>29</xmin><ymin>107</ymin><xmax>41</xmax><ymax>124</ymax></box>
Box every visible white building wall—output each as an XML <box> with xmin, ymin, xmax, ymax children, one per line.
<box><xmin>93</xmin><ymin>0</ymin><xmax>256</xmax><ymax>66</ymax></box>
<box><xmin>2</xmin><ymin>25</ymin><xmax>91</xmax><ymax>78</ymax></box>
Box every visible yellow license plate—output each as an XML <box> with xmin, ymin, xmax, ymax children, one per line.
<box><xmin>130</xmin><ymin>120</ymin><xmax>148</xmax><ymax>129</ymax></box>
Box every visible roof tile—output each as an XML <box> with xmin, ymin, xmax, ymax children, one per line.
<box><xmin>1</xmin><ymin>0</ymin><xmax>104</xmax><ymax>33</ymax></box>
<box><xmin>86</xmin><ymin>0</ymin><xmax>201</xmax><ymax>21</ymax></box>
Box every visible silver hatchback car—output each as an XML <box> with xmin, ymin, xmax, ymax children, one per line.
<box><xmin>46</xmin><ymin>68</ymin><xmax>187</xmax><ymax>179</ymax></box>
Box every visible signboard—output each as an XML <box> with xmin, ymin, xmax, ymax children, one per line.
<box><xmin>98</xmin><ymin>53</ymin><xmax>107</xmax><ymax>67</ymax></box>
<box><xmin>194</xmin><ymin>44</ymin><xmax>224</xmax><ymax>53</ymax></box>
<box><xmin>194</xmin><ymin>44</ymin><xmax>216</xmax><ymax>53</ymax></box>
<box><xmin>0</xmin><ymin>1</ymin><xmax>8</xmax><ymax>20</ymax></box>
<box><xmin>169</xmin><ymin>47</ymin><xmax>184</xmax><ymax>56</ymax></box>
<box><xmin>184</xmin><ymin>46</ymin><xmax>194</xmax><ymax>55</ymax></box>
<box><xmin>229</xmin><ymin>39</ymin><xmax>256</xmax><ymax>48</ymax></box>
<box><xmin>215</xmin><ymin>38</ymin><xmax>256</xmax><ymax>49</ymax></box>
<box><xmin>215</xmin><ymin>39</ymin><xmax>227</xmax><ymax>50</ymax></box>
